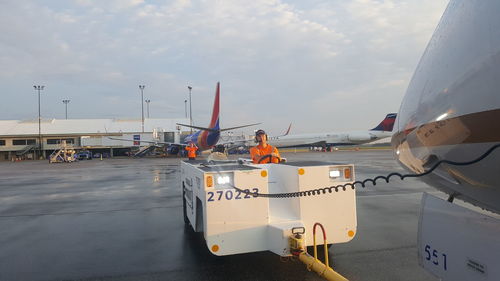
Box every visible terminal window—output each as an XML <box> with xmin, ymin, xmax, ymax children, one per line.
<box><xmin>164</xmin><ymin>132</ymin><xmax>175</xmax><ymax>143</ymax></box>
<box><xmin>13</xmin><ymin>140</ymin><xmax>25</xmax><ymax>145</ymax></box>
<box><xmin>12</xmin><ymin>139</ymin><xmax>36</xmax><ymax>145</ymax></box>
<box><xmin>0</xmin><ymin>140</ymin><xmax>5</xmax><ymax>146</ymax></box>
<box><xmin>47</xmin><ymin>138</ymin><xmax>75</xmax><ymax>145</ymax></box>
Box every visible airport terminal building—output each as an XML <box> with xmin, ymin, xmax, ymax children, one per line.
<box><xmin>0</xmin><ymin>118</ymin><xmax>189</xmax><ymax>161</ymax></box>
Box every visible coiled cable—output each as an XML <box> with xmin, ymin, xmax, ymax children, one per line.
<box><xmin>229</xmin><ymin>143</ymin><xmax>500</xmax><ymax>198</ymax></box>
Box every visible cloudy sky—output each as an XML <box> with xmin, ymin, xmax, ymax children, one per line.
<box><xmin>0</xmin><ymin>0</ymin><xmax>448</xmax><ymax>134</ymax></box>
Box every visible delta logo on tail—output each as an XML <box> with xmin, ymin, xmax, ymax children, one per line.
<box><xmin>371</xmin><ymin>113</ymin><xmax>397</xmax><ymax>132</ymax></box>
<box><xmin>177</xmin><ymin>82</ymin><xmax>259</xmax><ymax>151</ymax></box>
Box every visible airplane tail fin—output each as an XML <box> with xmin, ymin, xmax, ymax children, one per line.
<box><xmin>284</xmin><ymin>123</ymin><xmax>292</xmax><ymax>136</ymax></box>
<box><xmin>371</xmin><ymin>113</ymin><xmax>397</xmax><ymax>131</ymax></box>
<box><xmin>209</xmin><ymin>82</ymin><xmax>220</xmax><ymax>130</ymax></box>
<box><xmin>176</xmin><ymin>82</ymin><xmax>260</xmax><ymax>132</ymax></box>
<box><xmin>274</xmin><ymin>123</ymin><xmax>292</xmax><ymax>137</ymax></box>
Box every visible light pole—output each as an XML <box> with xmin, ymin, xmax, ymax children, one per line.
<box><xmin>184</xmin><ymin>99</ymin><xmax>187</xmax><ymax>118</ymax></box>
<box><xmin>145</xmin><ymin>99</ymin><xmax>151</xmax><ymax>118</ymax></box>
<box><xmin>34</xmin><ymin>85</ymin><xmax>44</xmax><ymax>159</ymax></box>
<box><xmin>139</xmin><ymin>85</ymin><xmax>145</xmax><ymax>132</ymax></box>
<box><xmin>62</xmin><ymin>99</ymin><xmax>70</xmax><ymax>119</ymax></box>
<box><xmin>188</xmin><ymin>86</ymin><xmax>193</xmax><ymax>133</ymax></box>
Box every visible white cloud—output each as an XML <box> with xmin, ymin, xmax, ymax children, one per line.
<box><xmin>0</xmin><ymin>0</ymin><xmax>449</xmax><ymax>133</ymax></box>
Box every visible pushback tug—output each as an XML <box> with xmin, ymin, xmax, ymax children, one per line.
<box><xmin>181</xmin><ymin>155</ymin><xmax>357</xmax><ymax>280</ymax></box>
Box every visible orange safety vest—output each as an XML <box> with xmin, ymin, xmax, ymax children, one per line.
<box><xmin>250</xmin><ymin>144</ymin><xmax>280</xmax><ymax>164</ymax></box>
<box><xmin>185</xmin><ymin>146</ymin><xmax>198</xmax><ymax>158</ymax></box>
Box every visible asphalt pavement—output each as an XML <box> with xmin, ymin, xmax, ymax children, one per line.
<box><xmin>0</xmin><ymin>150</ymin><xmax>440</xmax><ymax>281</ymax></box>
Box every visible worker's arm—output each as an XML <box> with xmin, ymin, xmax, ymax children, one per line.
<box><xmin>273</xmin><ymin>147</ymin><xmax>280</xmax><ymax>158</ymax></box>
<box><xmin>271</xmin><ymin>146</ymin><xmax>281</xmax><ymax>163</ymax></box>
<box><xmin>250</xmin><ymin>147</ymin><xmax>260</xmax><ymax>164</ymax></box>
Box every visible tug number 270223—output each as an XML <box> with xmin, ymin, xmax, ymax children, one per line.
<box><xmin>207</xmin><ymin>188</ymin><xmax>259</xmax><ymax>202</ymax></box>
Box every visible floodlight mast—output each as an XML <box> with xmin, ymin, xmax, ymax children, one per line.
<box><xmin>34</xmin><ymin>85</ymin><xmax>45</xmax><ymax>159</ymax></box>
<box><xmin>188</xmin><ymin>86</ymin><xmax>193</xmax><ymax>133</ymax></box>
<box><xmin>139</xmin><ymin>85</ymin><xmax>145</xmax><ymax>132</ymax></box>
<box><xmin>62</xmin><ymin>99</ymin><xmax>70</xmax><ymax>119</ymax></box>
<box><xmin>145</xmin><ymin>99</ymin><xmax>151</xmax><ymax>118</ymax></box>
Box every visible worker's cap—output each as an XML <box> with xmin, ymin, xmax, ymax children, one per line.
<box><xmin>255</xmin><ymin>129</ymin><xmax>266</xmax><ymax>135</ymax></box>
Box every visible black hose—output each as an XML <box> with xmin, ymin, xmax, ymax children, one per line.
<box><xmin>229</xmin><ymin>143</ymin><xmax>500</xmax><ymax>198</ymax></box>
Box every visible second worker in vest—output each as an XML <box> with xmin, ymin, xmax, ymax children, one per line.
<box><xmin>185</xmin><ymin>142</ymin><xmax>198</xmax><ymax>160</ymax></box>
<box><xmin>250</xmin><ymin>129</ymin><xmax>281</xmax><ymax>164</ymax></box>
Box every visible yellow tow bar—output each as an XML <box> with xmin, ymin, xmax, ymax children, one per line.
<box><xmin>289</xmin><ymin>223</ymin><xmax>349</xmax><ymax>281</ymax></box>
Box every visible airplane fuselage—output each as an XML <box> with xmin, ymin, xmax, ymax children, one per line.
<box><xmin>268</xmin><ymin>130</ymin><xmax>391</xmax><ymax>148</ymax></box>
<box><xmin>391</xmin><ymin>0</ymin><xmax>500</xmax><ymax>214</ymax></box>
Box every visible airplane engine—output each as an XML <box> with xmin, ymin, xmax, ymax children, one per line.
<box><xmin>347</xmin><ymin>133</ymin><xmax>373</xmax><ymax>142</ymax></box>
<box><xmin>168</xmin><ymin>146</ymin><xmax>180</xmax><ymax>155</ymax></box>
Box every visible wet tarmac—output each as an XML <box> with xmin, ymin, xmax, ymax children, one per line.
<box><xmin>0</xmin><ymin>150</ymin><xmax>440</xmax><ymax>281</ymax></box>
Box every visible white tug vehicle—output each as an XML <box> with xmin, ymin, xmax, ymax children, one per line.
<box><xmin>181</xmin><ymin>157</ymin><xmax>356</xmax><ymax>280</ymax></box>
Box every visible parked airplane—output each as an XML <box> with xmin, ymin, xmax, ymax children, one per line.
<box><xmin>266</xmin><ymin>113</ymin><xmax>396</xmax><ymax>149</ymax></box>
<box><xmin>391</xmin><ymin>0</ymin><xmax>499</xmax><ymax>280</ymax></box>
<box><xmin>109</xmin><ymin>82</ymin><xmax>259</xmax><ymax>154</ymax></box>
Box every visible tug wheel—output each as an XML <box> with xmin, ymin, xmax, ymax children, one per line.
<box><xmin>257</xmin><ymin>154</ymin><xmax>281</xmax><ymax>164</ymax></box>
<box><xmin>183</xmin><ymin>196</ymin><xmax>189</xmax><ymax>224</ymax></box>
<box><xmin>182</xmin><ymin>184</ymin><xmax>189</xmax><ymax>224</ymax></box>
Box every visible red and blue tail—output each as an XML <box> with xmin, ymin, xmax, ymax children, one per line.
<box><xmin>177</xmin><ymin>82</ymin><xmax>259</xmax><ymax>151</ymax></box>
<box><xmin>371</xmin><ymin>113</ymin><xmax>397</xmax><ymax>131</ymax></box>
<box><xmin>208</xmin><ymin>82</ymin><xmax>220</xmax><ymax>131</ymax></box>
<box><xmin>201</xmin><ymin>83</ymin><xmax>221</xmax><ymax>148</ymax></box>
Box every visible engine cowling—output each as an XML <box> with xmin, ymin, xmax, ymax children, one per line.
<box><xmin>168</xmin><ymin>146</ymin><xmax>180</xmax><ymax>155</ymax></box>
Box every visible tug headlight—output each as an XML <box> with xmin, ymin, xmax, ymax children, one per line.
<box><xmin>217</xmin><ymin>175</ymin><xmax>230</xmax><ymax>185</ymax></box>
<box><xmin>214</xmin><ymin>173</ymin><xmax>233</xmax><ymax>187</ymax></box>
<box><xmin>329</xmin><ymin>170</ymin><xmax>341</xmax><ymax>178</ymax></box>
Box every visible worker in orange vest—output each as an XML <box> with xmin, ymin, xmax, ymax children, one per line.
<box><xmin>250</xmin><ymin>129</ymin><xmax>281</xmax><ymax>164</ymax></box>
<box><xmin>185</xmin><ymin>142</ymin><xmax>198</xmax><ymax>160</ymax></box>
